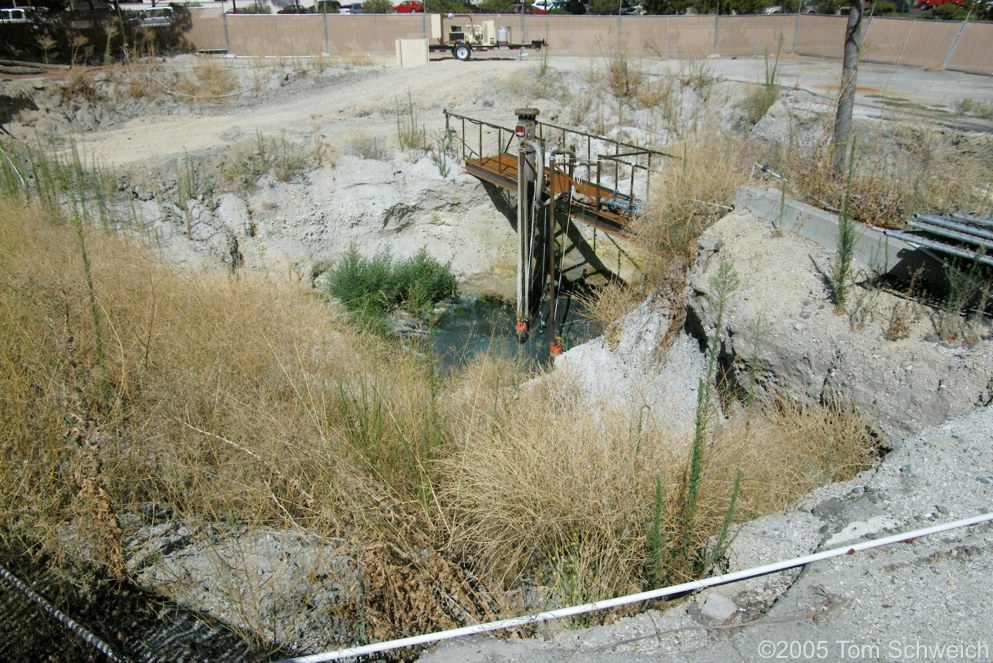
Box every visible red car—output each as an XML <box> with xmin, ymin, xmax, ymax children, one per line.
<box><xmin>394</xmin><ymin>0</ymin><xmax>422</xmax><ymax>12</ymax></box>
<box><xmin>916</xmin><ymin>0</ymin><xmax>963</xmax><ymax>8</ymax></box>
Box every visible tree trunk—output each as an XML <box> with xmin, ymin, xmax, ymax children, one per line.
<box><xmin>832</xmin><ymin>0</ymin><xmax>863</xmax><ymax>177</ymax></box>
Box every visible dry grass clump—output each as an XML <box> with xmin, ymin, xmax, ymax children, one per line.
<box><xmin>171</xmin><ymin>59</ymin><xmax>239</xmax><ymax>103</ymax></box>
<box><xmin>772</xmin><ymin>126</ymin><xmax>993</xmax><ymax>229</ymax></box>
<box><xmin>60</xmin><ymin>68</ymin><xmax>104</xmax><ymax>105</ymax></box>
<box><xmin>0</xmin><ymin>195</ymin><xmax>490</xmax><ymax>643</ymax></box>
<box><xmin>440</xmin><ymin>370</ymin><xmax>876</xmax><ymax>609</ymax></box>
<box><xmin>578</xmin><ymin>280</ymin><xmax>645</xmax><ymax>330</ymax></box>
<box><xmin>345</xmin><ymin>132</ymin><xmax>389</xmax><ymax>160</ymax></box>
<box><xmin>709</xmin><ymin>400</ymin><xmax>878</xmax><ymax>517</ymax></box>
<box><xmin>0</xmin><ymin>142</ymin><xmax>878</xmax><ymax>646</ymax></box>
<box><xmin>633</xmin><ymin>131</ymin><xmax>747</xmax><ymax>282</ymax></box>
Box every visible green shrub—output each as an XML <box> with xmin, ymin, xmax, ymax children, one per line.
<box><xmin>326</xmin><ymin>246</ymin><xmax>457</xmax><ymax>326</ymax></box>
<box><xmin>933</xmin><ymin>3</ymin><xmax>966</xmax><ymax>19</ymax></box>
<box><xmin>238</xmin><ymin>2</ymin><xmax>272</xmax><ymax>13</ymax></box>
<box><xmin>363</xmin><ymin>0</ymin><xmax>394</xmax><ymax>11</ymax></box>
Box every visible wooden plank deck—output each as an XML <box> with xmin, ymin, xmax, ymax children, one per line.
<box><xmin>465</xmin><ymin>152</ymin><xmax>633</xmax><ymax>237</ymax></box>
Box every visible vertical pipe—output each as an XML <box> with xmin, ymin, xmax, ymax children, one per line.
<box><xmin>628</xmin><ymin>161</ymin><xmax>635</xmax><ymax>212</ymax></box>
<box><xmin>547</xmin><ymin>158</ymin><xmax>557</xmax><ymax>347</ymax></box>
<box><xmin>595</xmin><ymin>159</ymin><xmax>601</xmax><ymax>209</ymax></box>
<box><xmin>515</xmin><ymin>108</ymin><xmax>540</xmax><ymax>342</ymax></box>
<box><xmin>645</xmin><ymin>152</ymin><xmax>652</xmax><ymax>203</ymax></box>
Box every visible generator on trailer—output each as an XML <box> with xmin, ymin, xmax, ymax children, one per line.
<box><xmin>429</xmin><ymin>14</ymin><xmax>545</xmax><ymax>61</ymax></box>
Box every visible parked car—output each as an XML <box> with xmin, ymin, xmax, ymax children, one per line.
<box><xmin>277</xmin><ymin>3</ymin><xmax>309</xmax><ymax>12</ymax></box>
<box><xmin>136</xmin><ymin>6</ymin><xmax>175</xmax><ymax>25</ymax></box>
<box><xmin>394</xmin><ymin>0</ymin><xmax>422</xmax><ymax>12</ymax></box>
<box><xmin>340</xmin><ymin>2</ymin><xmax>364</xmax><ymax>12</ymax></box>
<box><xmin>514</xmin><ymin>2</ymin><xmax>549</xmax><ymax>13</ymax></box>
<box><xmin>0</xmin><ymin>6</ymin><xmax>34</xmax><ymax>23</ymax></box>
<box><xmin>763</xmin><ymin>3</ymin><xmax>815</xmax><ymax>13</ymax></box>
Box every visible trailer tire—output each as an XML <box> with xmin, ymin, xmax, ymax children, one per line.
<box><xmin>453</xmin><ymin>44</ymin><xmax>472</xmax><ymax>61</ymax></box>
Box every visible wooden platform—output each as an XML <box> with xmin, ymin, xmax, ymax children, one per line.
<box><xmin>465</xmin><ymin>153</ymin><xmax>633</xmax><ymax>237</ymax></box>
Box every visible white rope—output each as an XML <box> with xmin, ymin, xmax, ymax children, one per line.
<box><xmin>0</xmin><ymin>564</ymin><xmax>128</xmax><ymax>662</ymax></box>
<box><xmin>277</xmin><ymin>512</ymin><xmax>993</xmax><ymax>663</ymax></box>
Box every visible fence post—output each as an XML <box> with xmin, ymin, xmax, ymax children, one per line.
<box><xmin>323</xmin><ymin>10</ymin><xmax>329</xmax><ymax>54</ymax></box>
<box><xmin>792</xmin><ymin>8</ymin><xmax>801</xmax><ymax>55</ymax></box>
<box><xmin>713</xmin><ymin>12</ymin><xmax>719</xmax><ymax>54</ymax></box>
<box><xmin>222</xmin><ymin>11</ymin><xmax>231</xmax><ymax>53</ymax></box>
<box><xmin>943</xmin><ymin>17</ymin><xmax>969</xmax><ymax>71</ymax></box>
<box><xmin>617</xmin><ymin>7</ymin><xmax>623</xmax><ymax>51</ymax></box>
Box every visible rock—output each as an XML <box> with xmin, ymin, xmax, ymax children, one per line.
<box><xmin>128</xmin><ymin>526</ymin><xmax>359</xmax><ymax>652</ymax></box>
<box><xmin>698</xmin><ymin>592</ymin><xmax>737</xmax><ymax>623</ymax></box>
<box><xmin>823</xmin><ymin>514</ymin><xmax>901</xmax><ymax>547</ymax></box>
<box><xmin>685</xmin><ymin>210</ymin><xmax>993</xmax><ymax>445</ymax></box>
<box><xmin>555</xmin><ymin>289</ymin><xmax>705</xmax><ymax>437</ymax></box>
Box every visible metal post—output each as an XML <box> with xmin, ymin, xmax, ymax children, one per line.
<box><xmin>222</xmin><ymin>11</ymin><xmax>230</xmax><ymax>53</ymax></box>
<box><xmin>713</xmin><ymin>4</ymin><xmax>719</xmax><ymax>54</ymax></box>
<box><xmin>792</xmin><ymin>4</ymin><xmax>801</xmax><ymax>55</ymax></box>
<box><xmin>515</xmin><ymin>107</ymin><xmax>540</xmax><ymax>342</ymax></box>
<box><xmin>943</xmin><ymin>13</ymin><xmax>971</xmax><ymax>71</ymax></box>
<box><xmin>617</xmin><ymin>0</ymin><xmax>622</xmax><ymax>51</ymax></box>
<box><xmin>547</xmin><ymin>157</ymin><xmax>557</xmax><ymax>349</ymax></box>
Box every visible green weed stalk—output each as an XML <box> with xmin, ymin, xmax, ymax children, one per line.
<box><xmin>396</xmin><ymin>92</ymin><xmax>426</xmax><ymax>152</ymax></box>
<box><xmin>680</xmin><ymin>261</ymin><xmax>739</xmax><ymax>563</ymax></box>
<box><xmin>647</xmin><ymin>474</ymin><xmax>665</xmax><ymax>586</ymax></box>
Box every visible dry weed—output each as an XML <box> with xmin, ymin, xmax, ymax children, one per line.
<box><xmin>0</xmin><ymin>165</ymin><xmax>878</xmax><ymax>643</ymax></box>
<box><xmin>770</xmin><ymin>125</ymin><xmax>993</xmax><ymax>229</ymax></box>
<box><xmin>172</xmin><ymin>59</ymin><xmax>238</xmax><ymax>103</ymax></box>
<box><xmin>708</xmin><ymin>400</ymin><xmax>878</xmax><ymax>518</ymax></box>
<box><xmin>633</xmin><ymin>131</ymin><xmax>747</xmax><ymax>282</ymax></box>
<box><xmin>578</xmin><ymin>281</ymin><xmax>644</xmax><ymax>329</ymax></box>
<box><xmin>440</xmin><ymin>369</ymin><xmax>877</xmax><ymax>604</ymax></box>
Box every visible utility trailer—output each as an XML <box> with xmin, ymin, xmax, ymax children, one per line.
<box><xmin>428</xmin><ymin>13</ymin><xmax>545</xmax><ymax>61</ymax></box>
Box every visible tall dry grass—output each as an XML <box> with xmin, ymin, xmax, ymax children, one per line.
<box><xmin>626</xmin><ymin>131</ymin><xmax>747</xmax><ymax>294</ymax></box>
<box><xmin>768</xmin><ymin>124</ymin><xmax>993</xmax><ymax>229</ymax></box>
<box><xmin>440</xmin><ymin>369</ymin><xmax>876</xmax><ymax>609</ymax></box>
<box><xmin>1</xmin><ymin>138</ymin><xmax>876</xmax><ymax>646</ymax></box>
<box><xmin>0</xmin><ymin>194</ymin><xmax>494</xmax><ymax>644</ymax></box>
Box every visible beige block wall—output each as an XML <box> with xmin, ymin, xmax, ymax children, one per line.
<box><xmin>946</xmin><ymin>22</ymin><xmax>993</xmax><ymax>76</ymax></box>
<box><xmin>716</xmin><ymin>15</ymin><xmax>795</xmax><ymax>57</ymax></box>
<box><xmin>226</xmin><ymin>15</ymin><xmax>325</xmax><ymax>56</ymax></box>
<box><xmin>325</xmin><ymin>15</ymin><xmax>425</xmax><ymax>56</ymax></box>
<box><xmin>181</xmin><ymin>11</ymin><xmax>992</xmax><ymax>76</ymax></box>
<box><xmin>794</xmin><ymin>14</ymin><xmax>846</xmax><ymax>59</ymax></box>
<box><xmin>863</xmin><ymin>18</ymin><xmax>959</xmax><ymax>68</ymax></box>
<box><xmin>186</xmin><ymin>8</ymin><xmax>227</xmax><ymax>52</ymax></box>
